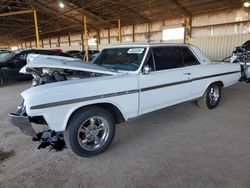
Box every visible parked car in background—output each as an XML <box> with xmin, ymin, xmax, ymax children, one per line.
<box><xmin>0</xmin><ymin>50</ymin><xmax>12</xmax><ymax>59</ymax></box>
<box><xmin>222</xmin><ymin>41</ymin><xmax>250</xmax><ymax>82</ymax></box>
<box><xmin>9</xmin><ymin>44</ymin><xmax>241</xmax><ymax>157</ymax></box>
<box><xmin>65</xmin><ymin>50</ymin><xmax>99</xmax><ymax>61</ymax></box>
<box><xmin>242</xmin><ymin>40</ymin><xmax>250</xmax><ymax>52</ymax></box>
<box><xmin>0</xmin><ymin>49</ymin><xmax>74</xmax><ymax>86</ymax></box>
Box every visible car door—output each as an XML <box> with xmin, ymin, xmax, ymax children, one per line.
<box><xmin>180</xmin><ymin>46</ymin><xmax>206</xmax><ymax>98</ymax></box>
<box><xmin>4</xmin><ymin>51</ymin><xmax>29</xmax><ymax>80</ymax></box>
<box><xmin>138</xmin><ymin>46</ymin><xmax>193</xmax><ymax>115</ymax></box>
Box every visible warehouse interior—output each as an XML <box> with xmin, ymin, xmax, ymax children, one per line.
<box><xmin>0</xmin><ymin>0</ymin><xmax>248</xmax><ymax>60</ymax></box>
<box><xmin>1</xmin><ymin>0</ymin><xmax>250</xmax><ymax>187</ymax></box>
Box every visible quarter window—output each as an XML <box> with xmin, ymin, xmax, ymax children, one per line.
<box><xmin>152</xmin><ymin>47</ymin><xmax>183</xmax><ymax>71</ymax></box>
<box><xmin>181</xmin><ymin>47</ymin><xmax>200</xmax><ymax>66</ymax></box>
<box><xmin>145</xmin><ymin>51</ymin><xmax>155</xmax><ymax>71</ymax></box>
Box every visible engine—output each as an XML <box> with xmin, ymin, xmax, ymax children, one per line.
<box><xmin>26</xmin><ymin>68</ymin><xmax>98</xmax><ymax>87</ymax></box>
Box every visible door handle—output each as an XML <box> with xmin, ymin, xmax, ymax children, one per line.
<box><xmin>183</xmin><ymin>73</ymin><xmax>191</xmax><ymax>76</ymax></box>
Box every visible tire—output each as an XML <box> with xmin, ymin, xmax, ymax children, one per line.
<box><xmin>197</xmin><ymin>83</ymin><xmax>221</xmax><ymax>109</ymax></box>
<box><xmin>64</xmin><ymin>106</ymin><xmax>115</xmax><ymax>157</ymax></box>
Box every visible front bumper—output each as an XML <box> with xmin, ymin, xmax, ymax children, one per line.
<box><xmin>8</xmin><ymin>113</ymin><xmax>38</xmax><ymax>138</ymax></box>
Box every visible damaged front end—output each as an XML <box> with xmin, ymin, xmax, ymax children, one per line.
<box><xmin>8</xmin><ymin>55</ymin><xmax>119</xmax><ymax>151</ymax></box>
<box><xmin>8</xmin><ymin>101</ymin><xmax>66</xmax><ymax>151</ymax></box>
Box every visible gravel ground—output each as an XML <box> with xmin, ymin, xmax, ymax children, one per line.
<box><xmin>0</xmin><ymin>81</ymin><xmax>250</xmax><ymax>188</ymax></box>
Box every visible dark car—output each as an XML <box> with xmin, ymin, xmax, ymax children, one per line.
<box><xmin>0</xmin><ymin>50</ymin><xmax>11</xmax><ymax>58</ymax></box>
<box><xmin>242</xmin><ymin>40</ymin><xmax>250</xmax><ymax>52</ymax></box>
<box><xmin>65</xmin><ymin>50</ymin><xmax>99</xmax><ymax>61</ymax></box>
<box><xmin>0</xmin><ymin>49</ymin><xmax>73</xmax><ymax>86</ymax></box>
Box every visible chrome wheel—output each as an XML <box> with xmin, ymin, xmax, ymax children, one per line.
<box><xmin>208</xmin><ymin>85</ymin><xmax>220</xmax><ymax>105</ymax></box>
<box><xmin>77</xmin><ymin>116</ymin><xmax>110</xmax><ymax>151</ymax></box>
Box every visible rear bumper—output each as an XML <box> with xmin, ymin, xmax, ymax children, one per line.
<box><xmin>8</xmin><ymin>113</ymin><xmax>38</xmax><ymax>138</ymax></box>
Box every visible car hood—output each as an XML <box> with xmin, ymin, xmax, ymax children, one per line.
<box><xmin>20</xmin><ymin>54</ymin><xmax>119</xmax><ymax>75</ymax></box>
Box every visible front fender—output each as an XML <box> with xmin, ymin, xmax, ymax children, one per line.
<box><xmin>22</xmin><ymin>75</ymin><xmax>139</xmax><ymax>131</ymax></box>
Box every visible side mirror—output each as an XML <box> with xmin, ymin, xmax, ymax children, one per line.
<box><xmin>142</xmin><ymin>65</ymin><xmax>152</xmax><ymax>75</ymax></box>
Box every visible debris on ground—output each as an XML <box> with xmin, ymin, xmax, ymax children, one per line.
<box><xmin>33</xmin><ymin>130</ymin><xmax>66</xmax><ymax>151</ymax></box>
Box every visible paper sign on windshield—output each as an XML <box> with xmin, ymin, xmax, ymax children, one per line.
<box><xmin>127</xmin><ymin>48</ymin><xmax>144</xmax><ymax>54</ymax></box>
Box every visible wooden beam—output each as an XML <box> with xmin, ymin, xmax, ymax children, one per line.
<box><xmin>35</xmin><ymin>2</ymin><xmax>81</xmax><ymax>25</ymax></box>
<box><xmin>102</xmin><ymin>0</ymin><xmax>149</xmax><ymax>22</ymax></box>
<box><xmin>97</xmin><ymin>30</ymin><xmax>100</xmax><ymax>51</ymax></box>
<box><xmin>68</xmin><ymin>1</ymin><xmax>115</xmax><ymax>27</ymax></box>
<box><xmin>57</xmin><ymin>36</ymin><xmax>60</xmax><ymax>47</ymax></box>
<box><xmin>108</xmin><ymin>28</ymin><xmax>110</xmax><ymax>44</ymax></box>
<box><xmin>49</xmin><ymin>38</ymin><xmax>51</xmax><ymax>48</ymax></box>
<box><xmin>132</xmin><ymin>24</ymin><xmax>135</xmax><ymax>43</ymax></box>
<box><xmin>118</xmin><ymin>18</ymin><xmax>121</xmax><ymax>43</ymax></box>
<box><xmin>0</xmin><ymin>9</ymin><xmax>34</xmax><ymax>17</ymax></box>
<box><xmin>147</xmin><ymin>22</ymin><xmax>150</xmax><ymax>43</ymax></box>
<box><xmin>68</xmin><ymin>34</ymin><xmax>71</xmax><ymax>46</ymax></box>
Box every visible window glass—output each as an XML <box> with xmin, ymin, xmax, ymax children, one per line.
<box><xmin>152</xmin><ymin>47</ymin><xmax>183</xmax><ymax>71</ymax></box>
<box><xmin>181</xmin><ymin>47</ymin><xmax>200</xmax><ymax>66</ymax></box>
<box><xmin>144</xmin><ymin>51</ymin><xmax>155</xmax><ymax>71</ymax></box>
<box><xmin>93</xmin><ymin>47</ymin><xmax>146</xmax><ymax>71</ymax></box>
<box><xmin>16</xmin><ymin>52</ymin><xmax>28</xmax><ymax>62</ymax></box>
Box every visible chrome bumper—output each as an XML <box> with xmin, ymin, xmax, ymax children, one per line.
<box><xmin>8</xmin><ymin>113</ymin><xmax>38</xmax><ymax>138</ymax></box>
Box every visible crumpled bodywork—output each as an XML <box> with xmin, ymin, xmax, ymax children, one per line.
<box><xmin>20</xmin><ymin>54</ymin><xmax>118</xmax><ymax>75</ymax></box>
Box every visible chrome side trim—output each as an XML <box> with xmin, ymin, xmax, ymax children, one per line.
<box><xmin>141</xmin><ymin>80</ymin><xmax>191</xmax><ymax>92</ymax></box>
<box><xmin>192</xmin><ymin>71</ymin><xmax>240</xmax><ymax>81</ymax></box>
<box><xmin>30</xmin><ymin>89</ymin><xmax>139</xmax><ymax>110</ymax></box>
<box><xmin>30</xmin><ymin>71</ymin><xmax>240</xmax><ymax>110</ymax></box>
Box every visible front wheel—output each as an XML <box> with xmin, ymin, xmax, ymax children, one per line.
<box><xmin>197</xmin><ymin>83</ymin><xmax>221</xmax><ymax>109</ymax></box>
<box><xmin>64</xmin><ymin>106</ymin><xmax>115</xmax><ymax>157</ymax></box>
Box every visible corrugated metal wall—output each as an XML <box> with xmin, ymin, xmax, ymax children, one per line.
<box><xmin>189</xmin><ymin>34</ymin><xmax>250</xmax><ymax>61</ymax></box>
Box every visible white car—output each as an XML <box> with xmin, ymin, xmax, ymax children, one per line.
<box><xmin>9</xmin><ymin>44</ymin><xmax>241</xmax><ymax>157</ymax></box>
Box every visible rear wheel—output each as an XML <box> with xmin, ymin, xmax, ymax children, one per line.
<box><xmin>197</xmin><ymin>83</ymin><xmax>221</xmax><ymax>109</ymax></box>
<box><xmin>64</xmin><ymin>106</ymin><xmax>115</xmax><ymax>157</ymax></box>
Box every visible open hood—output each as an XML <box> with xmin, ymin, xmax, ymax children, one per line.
<box><xmin>20</xmin><ymin>54</ymin><xmax>118</xmax><ymax>75</ymax></box>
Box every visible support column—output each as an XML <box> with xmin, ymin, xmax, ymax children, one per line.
<box><xmin>49</xmin><ymin>38</ymin><xmax>51</xmax><ymax>48</ymax></box>
<box><xmin>68</xmin><ymin>34</ymin><xmax>71</xmax><ymax>46</ymax></box>
<box><xmin>184</xmin><ymin>15</ymin><xmax>192</xmax><ymax>43</ymax></box>
<box><xmin>33</xmin><ymin>10</ymin><xmax>40</xmax><ymax>48</ymax></box>
<box><xmin>118</xmin><ymin>18</ymin><xmax>121</xmax><ymax>43</ymax></box>
<box><xmin>83</xmin><ymin>15</ymin><xmax>89</xmax><ymax>62</ymax></box>
<box><xmin>108</xmin><ymin>28</ymin><xmax>110</xmax><ymax>44</ymax></box>
<box><xmin>57</xmin><ymin>36</ymin><xmax>60</xmax><ymax>47</ymax></box>
<box><xmin>97</xmin><ymin>30</ymin><xmax>100</xmax><ymax>51</ymax></box>
<box><xmin>132</xmin><ymin>24</ymin><xmax>135</xmax><ymax>43</ymax></box>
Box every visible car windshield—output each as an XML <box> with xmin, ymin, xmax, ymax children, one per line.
<box><xmin>92</xmin><ymin>47</ymin><xmax>146</xmax><ymax>71</ymax></box>
<box><xmin>0</xmin><ymin>51</ymin><xmax>17</xmax><ymax>62</ymax></box>
<box><xmin>0</xmin><ymin>51</ymin><xmax>11</xmax><ymax>59</ymax></box>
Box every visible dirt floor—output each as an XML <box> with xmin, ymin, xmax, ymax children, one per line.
<box><xmin>0</xmin><ymin>81</ymin><xmax>250</xmax><ymax>188</ymax></box>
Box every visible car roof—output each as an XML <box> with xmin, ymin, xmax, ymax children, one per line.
<box><xmin>105</xmin><ymin>43</ymin><xmax>194</xmax><ymax>49</ymax></box>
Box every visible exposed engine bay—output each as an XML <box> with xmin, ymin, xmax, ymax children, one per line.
<box><xmin>19</xmin><ymin>54</ymin><xmax>118</xmax><ymax>86</ymax></box>
<box><xmin>26</xmin><ymin>67</ymin><xmax>106</xmax><ymax>87</ymax></box>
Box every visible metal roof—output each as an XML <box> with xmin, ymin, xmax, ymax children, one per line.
<box><xmin>0</xmin><ymin>0</ymin><xmax>243</xmax><ymax>45</ymax></box>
